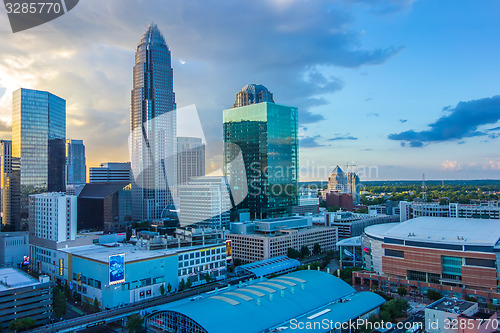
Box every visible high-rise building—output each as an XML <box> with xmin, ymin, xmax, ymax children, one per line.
<box><xmin>66</xmin><ymin>139</ymin><xmax>86</xmax><ymax>186</ymax></box>
<box><xmin>347</xmin><ymin>171</ymin><xmax>360</xmax><ymax>203</ymax></box>
<box><xmin>12</xmin><ymin>88</ymin><xmax>66</xmax><ymax>197</ymax></box>
<box><xmin>178</xmin><ymin>176</ymin><xmax>230</xmax><ymax>229</ymax></box>
<box><xmin>177</xmin><ymin>137</ymin><xmax>205</xmax><ymax>187</ymax></box>
<box><xmin>28</xmin><ymin>192</ymin><xmax>76</xmax><ymax>242</ymax></box>
<box><xmin>327</xmin><ymin>165</ymin><xmax>349</xmax><ymax>193</ymax></box>
<box><xmin>130</xmin><ymin>24</ymin><xmax>177</xmax><ymax>220</ymax></box>
<box><xmin>0</xmin><ymin>140</ymin><xmax>21</xmax><ymax>230</ymax></box>
<box><xmin>223</xmin><ymin>84</ymin><xmax>298</xmax><ymax>219</ymax></box>
<box><xmin>89</xmin><ymin>162</ymin><xmax>131</xmax><ymax>183</ymax></box>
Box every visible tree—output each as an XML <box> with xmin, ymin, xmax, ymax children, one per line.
<box><xmin>397</xmin><ymin>286</ymin><xmax>407</xmax><ymax>297</ymax></box>
<box><xmin>72</xmin><ymin>290</ymin><xmax>81</xmax><ymax>302</ymax></box>
<box><xmin>186</xmin><ymin>277</ymin><xmax>192</xmax><ymax>288</ymax></box>
<box><xmin>9</xmin><ymin>318</ymin><xmax>36</xmax><ymax>332</ymax></box>
<box><xmin>300</xmin><ymin>245</ymin><xmax>310</xmax><ymax>258</ymax></box>
<box><xmin>313</xmin><ymin>243</ymin><xmax>322</xmax><ymax>256</ymax></box>
<box><xmin>167</xmin><ymin>282</ymin><xmax>172</xmax><ymax>294</ymax></box>
<box><xmin>233</xmin><ymin>258</ymin><xmax>242</xmax><ymax>266</ymax></box>
<box><xmin>338</xmin><ymin>266</ymin><xmax>364</xmax><ymax>285</ymax></box>
<box><xmin>53</xmin><ymin>288</ymin><xmax>67</xmax><ymax>317</ymax></box>
<box><xmin>379</xmin><ymin>298</ymin><xmax>409</xmax><ymax>321</ymax></box>
<box><xmin>159</xmin><ymin>284</ymin><xmax>165</xmax><ymax>296</ymax></box>
<box><xmin>205</xmin><ymin>273</ymin><xmax>211</xmax><ymax>283</ymax></box>
<box><xmin>92</xmin><ymin>297</ymin><xmax>100</xmax><ymax>313</ymax></box>
<box><xmin>126</xmin><ymin>314</ymin><xmax>144</xmax><ymax>333</ymax></box>
<box><xmin>287</xmin><ymin>248</ymin><xmax>301</xmax><ymax>259</ymax></box>
<box><xmin>179</xmin><ymin>278</ymin><xmax>186</xmax><ymax>291</ymax></box>
<box><xmin>426</xmin><ymin>289</ymin><xmax>442</xmax><ymax>302</ymax></box>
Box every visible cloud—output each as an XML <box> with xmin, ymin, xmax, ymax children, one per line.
<box><xmin>389</xmin><ymin>95</ymin><xmax>500</xmax><ymax>147</ymax></box>
<box><xmin>0</xmin><ymin>119</ymin><xmax>11</xmax><ymax>132</ymax></box>
<box><xmin>299</xmin><ymin>135</ymin><xmax>324</xmax><ymax>148</ymax></box>
<box><xmin>328</xmin><ymin>135</ymin><xmax>358</xmax><ymax>141</ymax></box>
<box><xmin>441</xmin><ymin>160</ymin><xmax>461</xmax><ymax>171</ymax></box>
<box><xmin>0</xmin><ymin>0</ymin><xmax>402</xmax><ymax>168</ymax></box>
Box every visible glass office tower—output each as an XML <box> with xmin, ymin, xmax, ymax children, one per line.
<box><xmin>130</xmin><ymin>24</ymin><xmax>177</xmax><ymax>220</ymax></box>
<box><xmin>66</xmin><ymin>139</ymin><xmax>86</xmax><ymax>186</ymax></box>
<box><xmin>223</xmin><ymin>85</ymin><xmax>298</xmax><ymax>219</ymax></box>
<box><xmin>12</xmin><ymin>88</ymin><xmax>66</xmax><ymax>199</ymax></box>
<box><xmin>0</xmin><ymin>140</ymin><xmax>21</xmax><ymax>230</ymax></box>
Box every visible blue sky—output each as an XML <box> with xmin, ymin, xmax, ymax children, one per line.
<box><xmin>0</xmin><ymin>0</ymin><xmax>499</xmax><ymax>180</ymax></box>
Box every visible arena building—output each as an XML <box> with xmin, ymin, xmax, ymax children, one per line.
<box><xmin>355</xmin><ymin>217</ymin><xmax>500</xmax><ymax>306</ymax></box>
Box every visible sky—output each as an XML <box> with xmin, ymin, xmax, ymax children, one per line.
<box><xmin>0</xmin><ymin>0</ymin><xmax>499</xmax><ymax>181</ymax></box>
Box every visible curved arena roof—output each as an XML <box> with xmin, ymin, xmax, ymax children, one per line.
<box><xmin>161</xmin><ymin>270</ymin><xmax>385</xmax><ymax>333</ymax></box>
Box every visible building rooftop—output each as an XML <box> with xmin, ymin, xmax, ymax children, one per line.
<box><xmin>336</xmin><ymin>236</ymin><xmax>362</xmax><ymax>247</ymax></box>
<box><xmin>0</xmin><ymin>268</ymin><xmax>41</xmax><ymax>292</ymax></box>
<box><xmin>427</xmin><ymin>297</ymin><xmax>476</xmax><ymax>314</ymax></box>
<box><xmin>78</xmin><ymin>182</ymin><xmax>130</xmax><ymax>198</ymax></box>
<box><xmin>365</xmin><ymin>217</ymin><xmax>500</xmax><ymax>246</ymax></box>
<box><xmin>235</xmin><ymin>256</ymin><xmax>300</xmax><ymax>278</ymax></box>
<box><xmin>60</xmin><ymin>242</ymin><xmax>224</xmax><ymax>263</ymax></box>
<box><xmin>163</xmin><ymin>270</ymin><xmax>385</xmax><ymax>333</ymax></box>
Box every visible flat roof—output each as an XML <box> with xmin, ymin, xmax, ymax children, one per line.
<box><xmin>228</xmin><ymin>226</ymin><xmax>335</xmax><ymax>238</ymax></box>
<box><xmin>365</xmin><ymin>217</ymin><xmax>500</xmax><ymax>246</ymax></box>
<box><xmin>427</xmin><ymin>298</ymin><xmax>476</xmax><ymax>314</ymax></box>
<box><xmin>0</xmin><ymin>268</ymin><xmax>41</xmax><ymax>291</ymax></box>
<box><xmin>60</xmin><ymin>243</ymin><xmax>225</xmax><ymax>263</ymax></box>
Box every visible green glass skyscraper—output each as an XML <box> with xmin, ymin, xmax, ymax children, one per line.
<box><xmin>12</xmin><ymin>88</ymin><xmax>66</xmax><ymax>194</ymax></box>
<box><xmin>223</xmin><ymin>84</ymin><xmax>298</xmax><ymax>219</ymax></box>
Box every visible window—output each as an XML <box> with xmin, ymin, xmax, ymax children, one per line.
<box><xmin>465</xmin><ymin>258</ymin><xmax>495</xmax><ymax>268</ymax></box>
<box><xmin>385</xmin><ymin>249</ymin><xmax>404</xmax><ymax>258</ymax></box>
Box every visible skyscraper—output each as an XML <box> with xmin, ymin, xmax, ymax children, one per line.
<box><xmin>12</xmin><ymin>88</ymin><xmax>66</xmax><ymax>198</ymax></box>
<box><xmin>223</xmin><ymin>84</ymin><xmax>298</xmax><ymax>219</ymax></box>
<box><xmin>66</xmin><ymin>139</ymin><xmax>86</xmax><ymax>186</ymax></box>
<box><xmin>177</xmin><ymin>137</ymin><xmax>205</xmax><ymax>187</ymax></box>
<box><xmin>327</xmin><ymin>165</ymin><xmax>349</xmax><ymax>193</ymax></box>
<box><xmin>0</xmin><ymin>140</ymin><xmax>20</xmax><ymax>230</ymax></box>
<box><xmin>130</xmin><ymin>24</ymin><xmax>177</xmax><ymax>220</ymax></box>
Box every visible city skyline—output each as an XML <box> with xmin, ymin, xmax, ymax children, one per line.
<box><xmin>0</xmin><ymin>1</ymin><xmax>499</xmax><ymax>180</ymax></box>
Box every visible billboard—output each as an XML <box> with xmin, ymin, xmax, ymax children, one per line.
<box><xmin>109</xmin><ymin>253</ymin><xmax>125</xmax><ymax>285</ymax></box>
<box><xmin>225</xmin><ymin>240</ymin><xmax>232</xmax><ymax>260</ymax></box>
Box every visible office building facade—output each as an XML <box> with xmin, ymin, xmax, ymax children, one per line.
<box><xmin>66</xmin><ymin>139</ymin><xmax>86</xmax><ymax>186</ymax></box>
<box><xmin>0</xmin><ymin>140</ymin><xmax>21</xmax><ymax>229</ymax></box>
<box><xmin>28</xmin><ymin>192</ymin><xmax>77</xmax><ymax>242</ymax></box>
<box><xmin>12</xmin><ymin>88</ymin><xmax>66</xmax><ymax>195</ymax></box>
<box><xmin>223</xmin><ymin>85</ymin><xmax>298</xmax><ymax>219</ymax></box>
<box><xmin>89</xmin><ymin>162</ymin><xmax>131</xmax><ymax>183</ymax></box>
<box><xmin>227</xmin><ymin>217</ymin><xmax>337</xmax><ymax>263</ymax></box>
<box><xmin>177</xmin><ymin>137</ymin><xmax>205</xmax><ymax>187</ymax></box>
<box><xmin>178</xmin><ymin>176</ymin><xmax>231</xmax><ymax>229</ymax></box>
<box><xmin>130</xmin><ymin>24</ymin><xmax>177</xmax><ymax>220</ymax></box>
